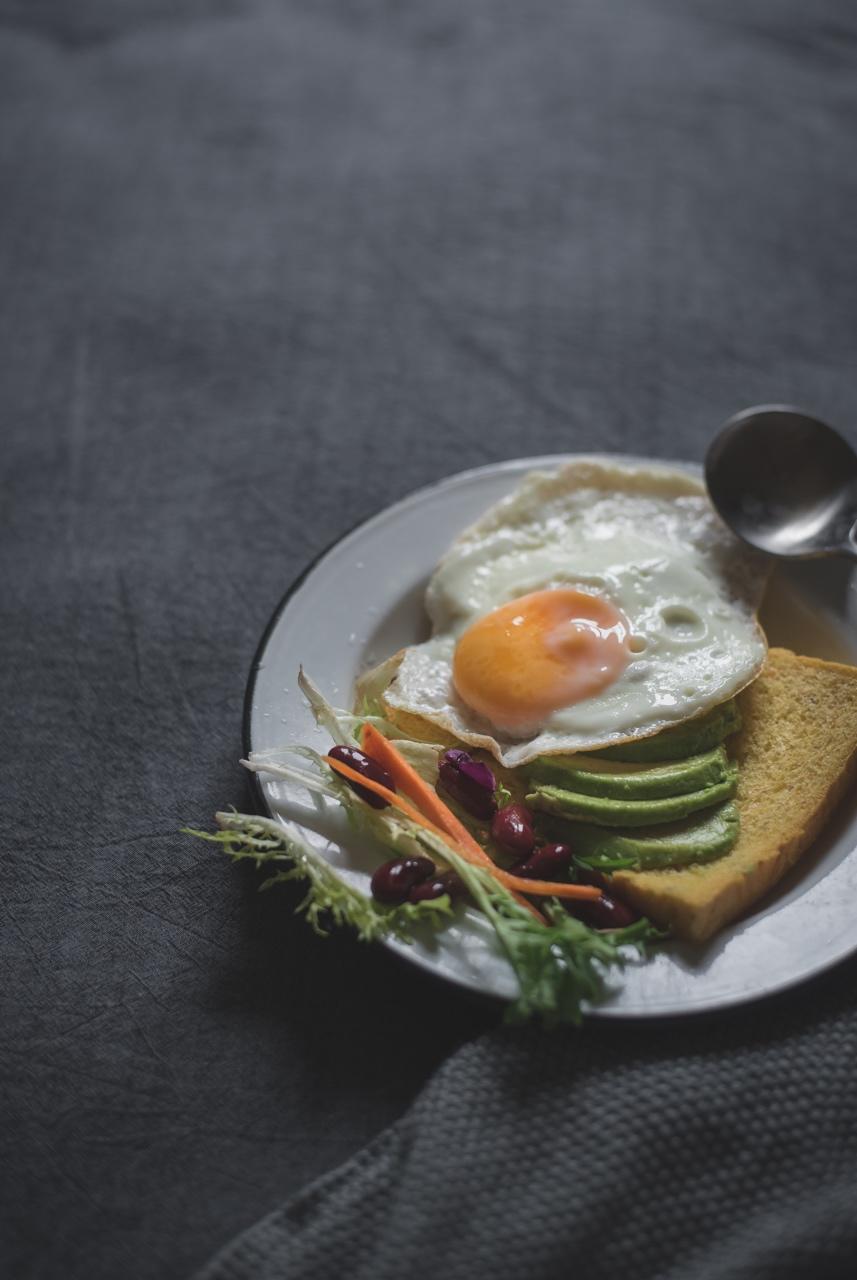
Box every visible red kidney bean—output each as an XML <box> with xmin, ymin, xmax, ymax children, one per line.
<box><xmin>490</xmin><ymin>803</ymin><xmax>536</xmax><ymax>857</ymax></box>
<box><xmin>408</xmin><ymin>871</ymin><xmax>466</xmax><ymax>903</ymax></box>
<box><xmin>438</xmin><ymin>748</ymin><xmax>497</xmax><ymax>819</ymax></box>
<box><xmin>371</xmin><ymin>856</ymin><xmax>435</xmax><ymax>903</ymax></box>
<box><xmin>507</xmin><ymin>861</ymin><xmax>532</xmax><ymax>878</ymax></box>
<box><xmin>511</xmin><ymin>842</ymin><xmax>575</xmax><ymax>880</ymax></box>
<box><xmin>569</xmin><ymin>891</ymin><xmax>640</xmax><ymax>929</ymax></box>
<box><xmin>329</xmin><ymin>744</ymin><xmax>396</xmax><ymax>809</ymax></box>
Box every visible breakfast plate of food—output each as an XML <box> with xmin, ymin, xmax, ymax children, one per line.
<box><xmin>192</xmin><ymin>453</ymin><xmax>857</xmax><ymax>1023</ymax></box>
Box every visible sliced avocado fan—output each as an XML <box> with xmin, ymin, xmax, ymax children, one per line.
<box><xmin>546</xmin><ymin>801</ymin><xmax>741</xmax><ymax>871</ymax></box>
<box><xmin>527</xmin><ymin>745</ymin><xmax>731</xmax><ymax>800</ymax></box>
<box><xmin>526</xmin><ymin>764</ymin><xmax>738</xmax><ymax>828</ymax></box>
<box><xmin>591</xmin><ymin>699</ymin><xmax>742</xmax><ymax>764</ymax></box>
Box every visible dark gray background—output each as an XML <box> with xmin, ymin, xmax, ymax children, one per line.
<box><xmin>3</xmin><ymin>2</ymin><xmax>857</xmax><ymax>1278</ymax></box>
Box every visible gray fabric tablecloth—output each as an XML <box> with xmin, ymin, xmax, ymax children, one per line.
<box><xmin>3</xmin><ymin>2</ymin><xmax>857</xmax><ymax>1278</ymax></box>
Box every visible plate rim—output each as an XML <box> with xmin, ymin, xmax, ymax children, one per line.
<box><xmin>243</xmin><ymin>451</ymin><xmax>857</xmax><ymax>1020</ymax></box>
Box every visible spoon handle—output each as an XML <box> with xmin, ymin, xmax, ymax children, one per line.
<box><xmin>844</xmin><ymin>517</ymin><xmax>857</xmax><ymax>561</ymax></box>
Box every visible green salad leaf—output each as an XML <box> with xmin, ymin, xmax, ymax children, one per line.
<box><xmin>298</xmin><ymin>667</ymin><xmax>357</xmax><ymax>746</ymax></box>
<box><xmin>184</xmin><ymin>810</ymin><xmax>453</xmax><ymax>942</ymax></box>
<box><xmin>403</xmin><ymin>825</ymin><xmax>661</xmax><ymax>1026</ymax></box>
<box><xmin>188</xmin><ymin>676</ymin><xmax>664</xmax><ymax>1027</ymax></box>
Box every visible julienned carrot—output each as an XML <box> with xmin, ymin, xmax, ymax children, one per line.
<box><xmin>325</xmin><ymin>754</ymin><xmax>540</xmax><ymax>920</ymax></box>
<box><xmin>356</xmin><ymin>725</ymin><xmax>547</xmax><ymax>918</ymax></box>
<box><xmin>325</xmin><ymin>752</ymin><xmax>601</xmax><ymax>904</ymax></box>
<box><xmin>358</xmin><ymin>727</ymin><xmax>600</xmax><ymax>904</ymax></box>
<box><xmin>325</xmin><ymin>755</ymin><xmax>456</xmax><ymax>845</ymax></box>
<box><xmin>360</xmin><ymin>723</ymin><xmax>489</xmax><ymax>860</ymax></box>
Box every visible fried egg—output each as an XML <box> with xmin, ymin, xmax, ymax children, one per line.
<box><xmin>380</xmin><ymin>460</ymin><xmax>770</xmax><ymax>768</ymax></box>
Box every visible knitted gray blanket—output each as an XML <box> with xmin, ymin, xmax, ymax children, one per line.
<box><xmin>198</xmin><ymin>994</ymin><xmax>857</xmax><ymax>1279</ymax></box>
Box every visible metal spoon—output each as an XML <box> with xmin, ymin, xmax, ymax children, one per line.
<box><xmin>705</xmin><ymin>405</ymin><xmax>857</xmax><ymax>561</ymax></box>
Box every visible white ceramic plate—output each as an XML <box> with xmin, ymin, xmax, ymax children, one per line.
<box><xmin>246</xmin><ymin>454</ymin><xmax>857</xmax><ymax>1018</ymax></box>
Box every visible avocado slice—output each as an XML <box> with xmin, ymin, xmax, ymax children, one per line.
<box><xmin>526</xmin><ymin>765</ymin><xmax>738</xmax><ymax>827</ymax></box>
<box><xmin>544</xmin><ymin>801</ymin><xmax>740</xmax><ymax>870</ymax></box>
<box><xmin>527</xmin><ymin>745</ymin><xmax>731</xmax><ymax>800</ymax></box>
<box><xmin>591</xmin><ymin>699</ymin><xmax>742</xmax><ymax>764</ymax></box>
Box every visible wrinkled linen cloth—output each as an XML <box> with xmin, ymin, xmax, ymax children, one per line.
<box><xmin>3</xmin><ymin>2</ymin><xmax>857</xmax><ymax>1279</ymax></box>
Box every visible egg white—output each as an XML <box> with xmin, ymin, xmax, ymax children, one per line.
<box><xmin>380</xmin><ymin>460</ymin><xmax>770</xmax><ymax>768</ymax></box>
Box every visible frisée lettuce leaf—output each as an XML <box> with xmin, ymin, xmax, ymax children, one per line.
<box><xmin>184</xmin><ymin>810</ymin><xmax>454</xmax><ymax>943</ymax></box>
<box><xmin>187</xmin><ymin>674</ymin><xmax>663</xmax><ymax>1026</ymax></box>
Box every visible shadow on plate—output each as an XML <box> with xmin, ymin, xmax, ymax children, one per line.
<box><xmin>360</xmin><ymin>574</ymin><xmax>431</xmax><ymax>672</ymax></box>
<box><xmin>760</xmin><ymin>559</ymin><xmax>857</xmax><ymax>662</ymax></box>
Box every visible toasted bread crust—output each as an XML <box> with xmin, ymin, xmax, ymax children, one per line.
<box><xmin>612</xmin><ymin>648</ymin><xmax>857</xmax><ymax>941</ymax></box>
<box><xmin>362</xmin><ymin>645</ymin><xmax>857</xmax><ymax>944</ymax></box>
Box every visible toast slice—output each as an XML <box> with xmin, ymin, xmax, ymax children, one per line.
<box><xmin>611</xmin><ymin>647</ymin><xmax>857</xmax><ymax>942</ymax></box>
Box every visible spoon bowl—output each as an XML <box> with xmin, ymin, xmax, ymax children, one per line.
<box><xmin>705</xmin><ymin>405</ymin><xmax>857</xmax><ymax>560</ymax></box>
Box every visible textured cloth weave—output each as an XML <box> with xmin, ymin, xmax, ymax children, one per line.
<box><xmin>200</xmin><ymin>1003</ymin><xmax>857</xmax><ymax>1280</ymax></box>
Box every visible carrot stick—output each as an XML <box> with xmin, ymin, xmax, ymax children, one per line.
<box><xmin>360</xmin><ymin>722</ymin><xmax>487</xmax><ymax>858</ymax></box>
<box><xmin>325</xmin><ymin>752</ymin><xmax>600</xmax><ymax>904</ymax></box>
<box><xmin>325</xmin><ymin>753</ymin><xmax>543</xmax><ymax>919</ymax></box>
<box><xmin>325</xmin><ymin>755</ymin><xmax>456</xmax><ymax>844</ymax></box>
<box><xmin>359</xmin><ymin>727</ymin><xmax>600</xmax><ymax>902</ymax></box>
<box><xmin>357</xmin><ymin>726</ymin><xmax>548</xmax><ymax>918</ymax></box>
<box><xmin>500</xmin><ymin>870</ymin><xmax>601</xmax><ymax>902</ymax></box>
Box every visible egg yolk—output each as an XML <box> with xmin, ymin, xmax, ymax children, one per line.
<box><xmin>452</xmin><ymin>588</ymin><xmax>631</xmax><ymax>732</ymax></box>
